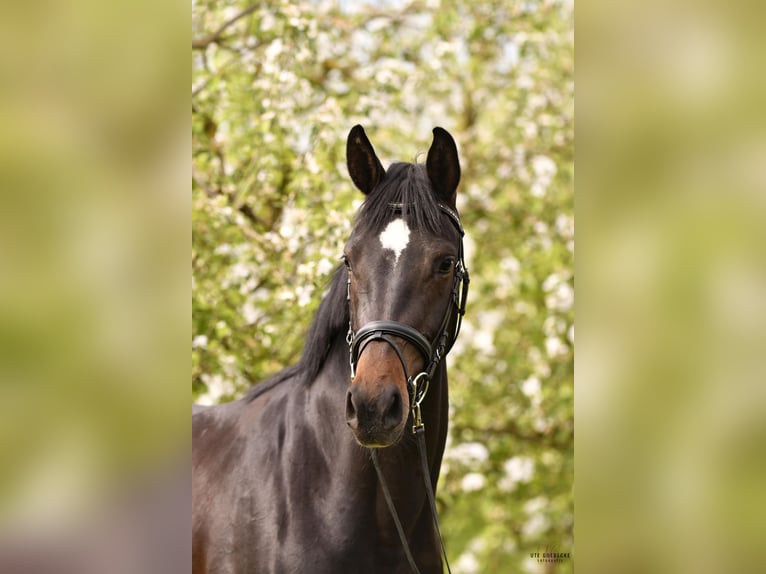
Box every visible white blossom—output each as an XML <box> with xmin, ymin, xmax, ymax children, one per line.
<box><xmin>521</xmin><ymin>376</ymin><xmax>542</xmax><ymax>405</ymax></box>
<box><xmin>460</xmin><ymin>473</ymin><xmax>486</xmax><ymax>492</ymax></box>
<box><xmin>197</xmin><ymin>374</ymin><xmax>235</xmax><ymax>406</ymax></box>
<box><xmin>499</xmin><ymin>456</ymin><xmax>535</xmax><ymax>491</ymax></box>
<box><xmin>446</xmin><ymin>441</ymin><xmax>489</xmax><ymax>465</ymax></box>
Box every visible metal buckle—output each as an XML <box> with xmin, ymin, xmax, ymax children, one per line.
<box><xmin>410</xmin><ymin>372</ymin><xmax>430</xmax><ymax>433</ymax></box>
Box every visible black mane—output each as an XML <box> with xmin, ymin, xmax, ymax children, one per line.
<box><xmin>245</xmin><ymin>160</ymin><xmax>446</xmax><ymax>402</ymax></box>
<box><xmin>244</xmin><ymin>265</ymin><xmax>349</xmax><ymax>402</ymax></box>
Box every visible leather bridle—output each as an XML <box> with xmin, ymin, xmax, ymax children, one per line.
<box><xmin>345</xmin><ymin>203</ymin><xmax>469</xmax><ymax>574</ymax></box>
<box><xmin>346</xmin><ymin>203</ymin><xmax>469</xmax><ymax>417</ymax></box>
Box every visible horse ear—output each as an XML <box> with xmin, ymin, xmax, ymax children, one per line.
<box><xmin>346</xmin><ymin>125</ymin><xmax>385</xmax><ymax>195</ymax></box>
<box><xmin>426</xmin><ymin>127</ymin><xmax>461</xmax><ymax>208</ymax></box>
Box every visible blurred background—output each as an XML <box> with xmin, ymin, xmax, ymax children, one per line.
<box><xmin>577</xmin><ymin>0</ymin><xmax>766</xmax><ymax>572</ymax></box>
<box><xmin>0</xmin><ymin>0</ymin><xmax>763</xmax><ymax>572</ymax></box>
<box><xmin>0</xmin><ymin>0</ymin><xmax>189</xmax><ymax>571</ymax></box>
<box><xmin>192</xmin><ymin>1</ymin><xmax>573</xmax><ymax>572</ymax></box>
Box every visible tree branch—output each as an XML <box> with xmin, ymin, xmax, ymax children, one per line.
<box><xmin>193</xmin><ymin>4</ymin><xmax>259</xmax><ymax>50</ymax></box>
<box><xmin>192</xmin><ymin>164</ymin><xmax>216</xmax><ymax>198</ymax></box>
<box><xmin>458</xmin><ymin>421</ymin><xmax>572</xmax><ymax>450</ymax></box>
<box><xmin>193</xmin><ymin>161</ymin><xmax>263</xmax><ymax>231</ymax></box>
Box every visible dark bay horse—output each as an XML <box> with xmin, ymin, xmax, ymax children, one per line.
<box><xmin>193</xmin><ymin>125</ymin><xmax>469</xmax><ymax>574</ymax></box>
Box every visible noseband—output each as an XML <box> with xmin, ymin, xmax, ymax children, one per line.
<box><xmin>346</xmin><ymin>203</ymin><xmax>470</xmax><ymax>429</ymax></box>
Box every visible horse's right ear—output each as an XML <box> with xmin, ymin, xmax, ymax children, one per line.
<box><xmin>426</xmin><ymin>127</ymin><xmax>461</xmax><ymax>208</ymax></box>
<box><xmin>346</xmin><ymin>125</ymin><xmax>385</xmax><ymax>195</ymax></box>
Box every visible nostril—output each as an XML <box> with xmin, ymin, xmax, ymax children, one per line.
<box><xmin>345</xmin><ymin>390</ymin><xmax>357</xmax><ymax>427</ymax></box>
<box><xmin>381</xmin><ymin>388</ymin><xmax>402</xmax><ymax>430</ymax></box>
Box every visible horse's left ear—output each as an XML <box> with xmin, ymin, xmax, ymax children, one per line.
<box><xmin>426</xmin><ymin>127</ymin><xmax>461</xmax><ymax>208</ymax></box>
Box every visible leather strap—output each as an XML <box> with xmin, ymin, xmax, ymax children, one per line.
<box><xmin>352</xmin><ymin>320</ymin><xmax>433</xmax><ymax>368</ymax></box>
<box><xmin>368</xmin><ymin>430</ymin><xmax>452</xmax><ymax>574</ymax></box>
<box><xmin>370</xmin><ymin>449</ymin><xmax>422</xmax><ymax>574</ymax></box>
<box><xmin>416</xmin><ymin>427</ymin><xmax>452</xmax><ymax>574</ymax></box>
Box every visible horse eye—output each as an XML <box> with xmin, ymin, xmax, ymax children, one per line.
<box><xmin>341</xmin><ymin>255</ymin><xmax>352</xmax><ymax>270</ymax></box>
<box><xmin>438</xmin><ymin>257</ymin><xmax>455</xmax><ymax>275</ymax></box>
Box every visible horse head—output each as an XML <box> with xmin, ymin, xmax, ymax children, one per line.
<box><xmin>343</xmin><ymin>125</ymin><xmax>467</xmax><ymax>448</ymax></box>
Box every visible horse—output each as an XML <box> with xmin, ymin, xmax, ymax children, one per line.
<box><xmin>192</xmin><ymin>125</ymin><xmax>469</xmax><ymax>574</ymax></box>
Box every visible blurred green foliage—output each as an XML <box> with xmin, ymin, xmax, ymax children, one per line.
<box><xmin>578</xmin><ymin>1</ymin><xmax>766</xmax><ymax>573</ymax></box>
<box><xmin>192</xmin><ymin>1</ymin><xmax>573</xmax><ymax>571</ymax></box>
<box><xmin>0</xmin><ymin>0</ymin><xmax>188</xmax><ymax>533</ymax></box>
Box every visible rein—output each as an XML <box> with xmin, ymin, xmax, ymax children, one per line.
<box><xmin>346</xmin><ymin>203</ymin><xmax>469</xmax><ymax>574</ymax></box>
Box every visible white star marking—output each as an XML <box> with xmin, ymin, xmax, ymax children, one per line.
<box><xmin>379</xmin><ymin>218</ymin><xmax>410</xmax><ymax>266</ymax></box>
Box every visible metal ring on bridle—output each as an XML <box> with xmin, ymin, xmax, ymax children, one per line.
<box><xmin>410</xmin><ymin>372</ymin><xmax>430</xmax><ymax>408</ymax></box>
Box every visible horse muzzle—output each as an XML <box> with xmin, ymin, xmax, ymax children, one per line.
<box><xmin>345</xmin><ymin>343</ymin><xmax>413</xmax><ymax>447</ymax></box>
